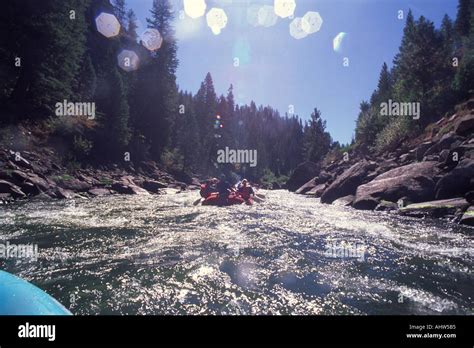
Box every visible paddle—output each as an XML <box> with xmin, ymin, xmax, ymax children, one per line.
<box><xmin>193</xmin><ymin>197</ymin><xmax>204</xmax><ymax>206</ymax></box>
<box><xmin>253</xmin><ymin>196</ymin><xmax>265</xmax><ymax>203</ymax></box>
<box><xmin>256</xmin><ymin>193</ymin><xmax>266</xmax><ymax>199</ymax></box>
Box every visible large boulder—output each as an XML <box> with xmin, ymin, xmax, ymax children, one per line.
<box><xmin>435</xmin><ymin>159</ymin><xmax>474</xmax><ymax>199</ymax></box>
<box><xmin>51</xmin><ymin>187</ymin><xmax>75</xmax><ymax>199</ymax></box>
<box><xmin>1</xmin><ymin>170</ymin><xmax>52</xmax><ymax>195</ymax></box>
<box><xmin>353</xmin><ymin>161</ymin><xmax>439</xmax><ymax>210</ymax></box>
<box><xmin>286</xmin><ymin>162</ymin><xmax>319</xmax><ymax>192</ymax></box>
<box><xmin>399</xmin><ymin>198</ymin><xmax>469</xmax><ymax>219</ymax></box>
<box><xmin>415</xmin><ymin>141</ymin><xmax>434</xmax><ymax>161</ymax></box>
<box><xmin>142</xmin><ymin>180</ymin><xmax>167</xmax><ymax>193</ymax></box>
<box><xmin>423</xmin><ymin>132</ymin><xmax>464</xmax><ymax>158</ymax></box>
<box><xmin>332</xmin><ymin>195</ymin><xmax>355</xmax><ymax>206</ymax></box>
<box><xmin>454</xmin><ymin>114</ymin><xmax>474</xmax><ymax>136</ymax></box>
<box><xmin>55</xmin><ymin>177</ymin><xmax>91</xmax><ymax>192</ymax></box>
<box><xmin>305</xmin><ymin>184</ymin><xmax>327</xmax><ymax>197</ymax></box>
<box><xmin>0</xmin><ymin>180</ymin><xmax>26</xmax><ymax>198</ymax></box>
<box><xmin>295</xmin><ymin>177</ymin><xmax>318</xmax><ymax>194</ymax></box>
<box><xmin>88</xmin><ymin>188</ymin><xmax>112</xmax><ymax>196</ymax></box>
<box><xmin>320</xmin><ymin>160</ymin><xmax>376</xmax><ymax>204</ymax></box>
<box><xmin>465</xmin><ymin>191</ymin><xmax>474</xmax><ymax>204</ymax></box>
<box><xmin>374</xmin><ymin>200</ymin><xmax>399</xmax><ymax>212</ymax></box>
<box><xmin>460</xmin><ymin>206</ymin><xmax>474</xmax><ymax>226</ymax></box>
<box><xmin>111</xmin><ymin>182</ymin><xmax>150</xmax><ymax>195</ymax></box>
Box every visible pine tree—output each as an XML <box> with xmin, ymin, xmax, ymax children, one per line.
<box><xmin>370</xmin><ymin>62</ymin><xmax>393</xmax><ymax>107</ymax></box>
<box><xmin>96</xmin><ymin>67</ymin><xmax>131</xmax><ymax>155</ymax></box>
<box><xmin>112</xmin><ymin>0</ymin><xmax>127</xmax><ymax>28</ymax></box>
<box><xmin>302</xmin><ymin>108</ymin><xmax>331</xmax><ymax>163</ymax></box>
<box><xmin>441</xmin><ymin>14</ymin><xmax>455</xmax><ymax>50</ymax></box>
<box><xmin>454</xmin><ymin>1</ymin><xmax>474</xmax><ymax>99</ymax></box>
<box><xmin>127</xmin><ymin>9</ymin><xmax>138</xmax><ymax>41</ymax></box>
<box><xmin>131</xmin><ymin>0</ymin><xmax>178</xmax><ymax>160</ymax></box>
<box><xmin>193</xmin><ymin>73</ymin><xmax>217</xmax><ymax>172</ymax></box>
<box><xmin>392</xmin><ymin>14</ymin><xmax>450</xmax><ymax>125</ymax></box>
<box><xmin>455</xmin><ymin>0</ymin><xmax>472</xmax><ymax>38</ymax></box>
<box><xmin>355</xmin><ymin>101</ymin><xmax>378</xmax><ymax>147</ymax></box>
<box><xmin>75</xmin><ymin>53</ymin><xmax>97</xmax><ymax>101</ymax></box>
<box><xmin>6</xmin><ymin>0</ymin><xmax>90</xmax><ymax>117</ymax></box>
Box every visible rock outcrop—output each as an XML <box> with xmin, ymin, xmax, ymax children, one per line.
<box><xmin>399</xmin><ymin>198</ymin><xmax>469</xmax><ymax>219</ymax></box>
<box><xmin>435</xmin><ymin>159</ymin><xmax>474</xmax><ymax>199</ymax></box>
<box><xmin>320</xmin><ymin>160</ymin><xmax>376</xmax><ymax>204</ymax></box>
<box><xmin>353</xmin><ymin>161</ymin><xmax>439</xmax><ymax>210</ymax></box>
<box><xmin>286</xmin><ymin>161</ymin><xmax>319</xmax><ymax>192</ymax></box>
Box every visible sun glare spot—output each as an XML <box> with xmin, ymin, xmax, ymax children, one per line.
<box><xmin>302</xmin><ymin>11</ymin><xmax>322</xmax><ymax>34</ymax></box>
<box><xmin>274</xmin><ymin>0</ymin><xmax>296</xmax><ymax>19</ymax></box>
<box><xmin>95</xmin><ymin>12</ymin><xmax>121</xmax><ymax>38</ymax></box>
<box><xmin>247</xmin><ymin>5</ymin><xmax>261</xmax><ymax>27</ymax></box>
<box><xmin>333</xmin><ymin>32</ymin><xmax>348</xmax><ymax>52</ymax></box>
<box><xmin>184</xmin><ymin>0</ymin><xmax>207</xmax><ymax>19</ymax></box>
<box><xmin>258</xmin><ymin>5</ymin><xmax>278</xmax><ymax>27</ymax></box>
<box><xmin>206</xmin><ymin>8</ymin><xmax>228</xmax><ymax>35</ymax></box>
<box><xmin>117</xmin><ymin>50</ymin><xmax>140</xmax><ymax>72</ymax></box>
<box><xmin>289</xmin><ymin>17</ymin><xmax>308</xmax><ymax>40</ymax></box>
<box><xmin>140</xmin><ymin>29</ymin><xmax>163</xmax><ymax>51</ymax></box>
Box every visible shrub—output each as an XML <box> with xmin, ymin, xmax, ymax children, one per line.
<box><xmin>161</xmin><ymin>148</ymin><xmax>184</xmax><ymax>173</ymax></box>
<box><xmin>374</xmin><ymin>117</ymin><xmax>414</xmax><ymax>153</ymax></box>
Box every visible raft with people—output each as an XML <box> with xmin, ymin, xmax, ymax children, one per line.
<box><xmin>195</xmin><ymin>177</ymin><xmax>263</xmax><ymax>206</ymax></box>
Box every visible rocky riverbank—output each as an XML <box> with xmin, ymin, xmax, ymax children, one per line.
<box><xmin>288</xmin><ymin>98</ymin><xmax>474</xmax><ymax>227</ymax></box>
<box><xmin>0</xmin><ymin>127</ymin><xmax>201</xmax><ymax>204</ymax></box>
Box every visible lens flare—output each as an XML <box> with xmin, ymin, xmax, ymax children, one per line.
<box><xmin>302</xmin><ymin>11</ymin><xmax>322</xmax><ymax>34</ymax></box>
<box><xmin>274</xmin><ymin>0</ymin><xmax>296</xmax><ymax>19</ymax></box>
<box><xmin>333</xmin><ymin>32</ymin><xmax>347</xmax><ymax>53</ymax></box>
<box><xmin>140</xmin><ymin>28</ymin><xmax>163</xmax><ymax>51</ymax></box>
<box><xmin>247</xmin><ymin>5</ymin><xmax>261</xmax><ymax>27</ymax></box>
<box><xmin>95</xmin><ymin>12</ymin><xmax>121</xmax><ymax>38</ymax></box>
<box><xmin>206</xmin><ymin>8</ymin><xmax>228</xmax><ymax>35</ymax></box>
<box><xmin>117</xmin><ymin>50</ymin><xmax>140</xmax><ymax>72</ymax></box>
<box><xmin>233</xmin><ymin>38</ymin><xmax>251</xmax><ymax>66</ymax></box>
<box><xmin>289</xmin><ymin>17</ymin><xmax>308</xmax><ymax>40</ymax></box>
<box><xmin>258</xmin><ymin>5</ymin><xmax>278</xmax><ymax>27</ymax></box>
<box><xmin>184</xmin><ymin>0</ymin><xmax>207</xmax><ymax>19</ymax></box>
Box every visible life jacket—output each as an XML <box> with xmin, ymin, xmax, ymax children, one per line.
<box><xmin>200</xmin><ymin>183</ymin><xmax>212</xmax><ymax>198</ymax></box>
<box><xmin>238</xmin><ymin>186</ymin><xmax>253</xmax><ymax>200</ymax></box>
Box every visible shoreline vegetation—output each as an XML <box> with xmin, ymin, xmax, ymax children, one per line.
<box><xmin>0</xmin><ymin>1</ymin><xmax>473</xmax><ymax>227</ymax></box>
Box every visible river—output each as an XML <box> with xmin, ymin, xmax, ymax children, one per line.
<box><xmin>0</xmin><ymin>190</ymin><xmax>472</xmax><ymax>315</ymax></box>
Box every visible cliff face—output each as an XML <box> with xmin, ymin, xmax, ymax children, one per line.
<box><xmin>289</xmin><ymin>98</ymin><xmax>474</xmax><ymax>226</ymax></box>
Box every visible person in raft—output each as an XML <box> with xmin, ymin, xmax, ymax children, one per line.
<box><xmin>200</xmin><ymin>177</ymin><xmax>218</xmax><ymax>198</ymax></box>
<box><xmin>237</xmin><ymin>179</ymin><xmax>255</xmax><ymax>203</ymax></box>
<box><xmin>216</xmin><ymin>175</ymin><xmax>235</xmax><ymax>203</ymax></box>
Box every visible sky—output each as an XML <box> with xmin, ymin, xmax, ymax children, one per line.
<box><xmin>129</xmin><ymin>0</ymin><xmax>458</xmax><ymax>144</ymax></box>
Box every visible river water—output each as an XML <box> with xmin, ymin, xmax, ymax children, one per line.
<box><xmin>0</xmin><ymin>190</ymin><xmax>472</xmax><ymax>315</ymax></box>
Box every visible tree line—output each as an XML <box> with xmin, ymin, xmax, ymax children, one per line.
<box><xmin>355</xmin><ymin>0</ymin><xmax>474</xmax><ymax>153</ymax></box>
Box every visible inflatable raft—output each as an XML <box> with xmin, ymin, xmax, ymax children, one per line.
<box><xmin>0</xmin><ymin>270</ymin><xmax>72</xmax><ymax>315</ymax></box>
<box><xmin>202</xmin><ymin>192</ymin><xmax>249</xmax><ymax>206</ymax></box>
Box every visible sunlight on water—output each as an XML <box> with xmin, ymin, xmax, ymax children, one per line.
<box><xmin>0</xmin><ymin>190</ymin><xmax>472</xmax><ymax>315</ymax></box>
